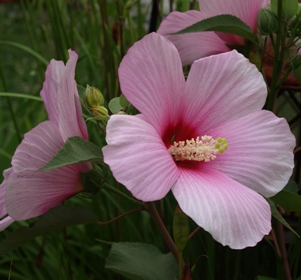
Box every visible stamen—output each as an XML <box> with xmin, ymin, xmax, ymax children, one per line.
<box><xmin>168</xmin><ymin>135</ymin><xmax>228</xmax><ymax>162</ymax></box>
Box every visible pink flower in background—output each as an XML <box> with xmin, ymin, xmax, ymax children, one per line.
<box><xmin>0</xmin><ymin>50</ymin><xmax>91</xmax><ymax>231</ymax></box>
<box><xmin>102</xmin><ymin>33</ymin><xmax>295</xmax><ymax>249</ymax></box>
<box><xmin>157</xmin><ymin>0</ymin><xmax>270</xmax><ymax>65</ymax></box>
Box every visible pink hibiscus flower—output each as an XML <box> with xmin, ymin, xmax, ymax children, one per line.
<box><xmin>0</xmin><ymin>50</ymin><xmax>91</xmax><ymax>231</ymax></box>
<box><xmin>157</xmin><ymin>0</ymin><xmax>270</xmax><ymax>65</ymax></box>
<box><xmin>102</xmin><ymin>33</ymin><xmax>295</xmax><ymax>249</ymax></box>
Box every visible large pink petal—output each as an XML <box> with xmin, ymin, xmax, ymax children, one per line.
<box><xmin>41</xmin><ymin>50</ymin><xmax>88</xmax><ymax>141</ymax></box>
<box><xmin>183</xmin><ymin>50</ymin><xmax>267</xmax><ymax>131</ymax></box>
<box><xmin>6</xmin><ymin>165</ymin><xmax>85</xmax><ymax>220</ymax></box>
<box><xmin>0</xmin><ymin>216</ymin><xmax>15</xmax><ymax>231</ymax></box>
<box><xmin>172</xmin><ymin>167</ymin><xmax>271</xmax><ymax>249</ymax></box>
<box><xmin>157</xmin><ymin>11</ymin><xmax>229</xmax><ymax>65</ymax></box>
<box><xmin>103</xmin><ymin>114</ymin><xmax>179</xmax><ymax>201</ymax></box>
<box><xmin>0</xmin><ymin>168</ymin><xmax>13</xmax><ymax>219</ymax></box>
<box><xmin>199</xmin><ymin>0</ymin><xmax>269</xmax><ymax>44</ymax></box>
<box><xmin>11</xmin><ymin>121</ymin><xmax>65</xmax><ymax>172</ymax></box>
<box><xmin>118</xmin><ymin>33</ymin><xmax>185</xmax><ymax>136</ymax></box>
<box><xmin>205</xmin><ymin>110</ymin><xmax>295</xmax><ymax>197</ymax></box>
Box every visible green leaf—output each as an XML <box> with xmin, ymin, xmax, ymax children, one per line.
<box><xmin>77</xmin><ymin>84</ymin><xmax>86</xmax><ymax>99</ymax></box>
<box><xmin>173</xmin><ymin>206</ymin><xmax>189</xmax><ymax>252</ymax></box>
<box><xmin>283</xmin><ymin>0</ymin><xmax>299</xmax><ymax>18</ymax></box>
<box><xmin>40</xmin><ymin>136</ymin><xmax>103</xmax><ymax>171</ymax></box>
<box><xmin>86</xmin><ymin>115</ymin><xmax>110</xmax><ymax>122</ymax></box>
<box><xmin>293</xmin><ymin>67</ymin><xmax>301</xmax><ymax>84</ymax></box>
<box><xmin>271</xmin><ymin>190</ymin><xmax>301</xmax><ymax>212</ymax></box>
<box><xmin>119</xmin><ymin>94</ymin><xmax>130</xmax><ymax>108</ymax></box>
<box><xmin>271</xmin><ymin>0</ymin><xmax>278</xmax><ymax>14</ymax></box>
<box><xmin>266</xmin><ymin>198</ymin><xmax>299</xmax><ymax>237</ymax></box>
<box><xmin>271</xmin><ymin>0</ymin><xmax>298</xmax><ymax>18</ymax></box>
<box><xmin>283</xmin><ymin>179</ymin><xmax>299</xmax><ymax>193</ymax></box>
<box><xmin>105</xmin><ymin>243</ymin><xmax>178</xmax><ymax>280</ymax></box>
<box><xmin>176</xmin><ymin>0</ymin><xmax>190</xmax><ymax>12</ymax></box>
<box><xmin>108</xmin><ymin>97</ymin><xmax>123</xmax><ymax>114</ymax></box>
<box><xmin>174</xmin><ymin>14</ymin><xmax>257</xmax><ymax>43</ymax></box>
<box><xmin>0</xmin><ymin>205</ymin><xmax>99</xmax><ymax>256</ymax></box>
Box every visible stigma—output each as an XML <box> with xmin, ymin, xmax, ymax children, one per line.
<box><xmin>168</xmin><ymin>136</ymin><xmax>228</xmax><ymax>162</ymax></box>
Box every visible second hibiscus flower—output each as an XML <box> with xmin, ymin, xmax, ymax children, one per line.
<box><xmin>103</xmin><ymin>33</ymin><xmax>295</xmax><ymax>249</ymax></box>
<box><xmin>157</xmin><ymin>0</ymin><xmax>270</xmax><ymax>65</ymax></box>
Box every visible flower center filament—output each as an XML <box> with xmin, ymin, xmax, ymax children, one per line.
<box><xmin>168</xmin><ymin>136</ymin><xmax>228</xmax><ymax>162</ymax></box>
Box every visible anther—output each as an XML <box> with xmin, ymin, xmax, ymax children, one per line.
<box><xmin>169</xmin><ymin>135</ymin><xmax>228</xmax><ymax>162</ymax></box>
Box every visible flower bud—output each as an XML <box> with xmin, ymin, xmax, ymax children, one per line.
<box><xmin>290</xmin><ymin>54</ymin><xmax>301</xmax><ymax>69</ymax></box>
<box><xmin>258</xmin><ymin>9</ymin><xmax>278</xmax><ymax>35</ymax></box>
<box><xmin>83</xmin><ymin>85</ymin><xmax>108</xmax><ymax>117</ymax></box>
<box><xmin>80</xmin><ymin>165</ymin><xmax>107</xmax><ymax>197</ymax></box>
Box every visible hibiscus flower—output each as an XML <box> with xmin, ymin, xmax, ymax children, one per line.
<box><xmin>102</xmin><ymin>33</ymin><xmax>295</xmax><ymax>249</ymax></box>
<box><xmin>157</xmin><ymin>0</ymin><xmax>270</xmax><ymax>66</ymax></box>
<box><xmin>0</xmin><ymin>50</ymin><xmax>91</xmax><ymax>231</ymax></box>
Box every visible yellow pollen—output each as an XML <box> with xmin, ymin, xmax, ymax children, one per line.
<box><xmin>168</xmin><ymin>135</ymin><xmax>228</xmax><ymax>162</ymax></box>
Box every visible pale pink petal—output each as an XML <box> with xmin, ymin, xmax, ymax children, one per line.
<box><xmin>6</xmin><ymin>165</ymin><xmax>85</xmax><ymax>220</ymax></box>
<box><xmin>12</xmin><ymin>121</ymin><xmax>91</xmax><ymax>174</ymax></box>
<box><xmin>118</xmin><ymin>33</ymin><xmax>185</xmax><ymax>135</ymax></box>
<box><xmin>0</xmin><ymin>168</ymin><xmax>13</xmax><ymax>219</ymax></box>
<box><xmin>0</xmin><ymin>216</ymin><xmax>15</xmax><ymax>231</ymax></box>
<box><xmin>11</xmin><ymin>121</ymin><xmax>65</xmax><ymax>172</ymax></box>
<box><xmin>172</xmin><ymin>168</ymin><xmax>271</xmax><ymax>249</ymax></box>
<box><xmin>103</xmin><ymin>115</ymin><xmax>179</xmax><ymax>201</ymax></box>
<box><xmin>205</xmin><ymin>110</ymin><xmax>295</xmax><ymax>197</ymax></box>
<box><xmin>157</xmin><ymin>11</ymin><xmax>229</xmax><ymax>65</ymax></box>
<box><xmin>182</xmin><ymin>50</ymin><xmax>267</xmax><ymax>131</ymax></box>
<box><xmin>41</xmin><ymin>50</ymin><xmax>88</xmax><ymax>141</ymax></box>
<box><xmin>58</xmin><ymin>50</ymin><xmax>88</xmax><ymax>141</ymax></box>
<box><xmin>40</xmin><ymin>59</ymin><xmax>64</xmax><ymax>126</ymax></box>
<box><xmin>199</xmin><ymin>0</ymin><xmax>269</xmax><ymax>44</ymax></box>
<box><xmin>6</xmin><ymin>121</ymin><xmax>90</xmax><ymax>220</ymax></box>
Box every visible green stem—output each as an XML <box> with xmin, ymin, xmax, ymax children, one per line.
<box><xmin>100</xmin><ymin>0</ymin><xmax>110</xmax><ymax>102</ymax></box>
<box><xmin>145</xmin><ymin>202</ymin><xmax>179</xmax><ymax>263</ymax></box>
<box><xmin>276</xmin><ymin>68</ymin><xmax>292</xmax><ymax>88</ymax></box>
<box><xmin>179</xmin><ymin>252</ymin><xmax>183</xmax><ymax>279</ymax></box>
<box><xmin>127</xmin><ymin>15</ymin><xmax>135</xmax><ymax>45</ymax></box>
<box><xmin>277</xmin><ymin>220</ymin><xmax>292</xmax><ymax>280</ymax></box>
<box><xmin>285</xmin><ymin>14</ymin><xmax>301</xmax><ymax>48</ymax></box>
<box><xmin>266</xmin><ymin>0</ymin><xmax>283</xmax><ymax>111</ymax></box>
<box><xmin>0</xmin><ymin>92</ymin><xmax>43</xmax><ymax>101</ymax></box>
<box><xmin>103</xmin><ymin>183</ymin><xmax>145</xmax><ymax>207</ymax></box>
<box><xmin>97</xmin><ymin>207</ymin><xmax>144</xmax><ymax>226</ymax></box>
<box><xmin>0</xmin><ymin>64</ymin><xmax>22</xmax><ymax>144</ymax></box>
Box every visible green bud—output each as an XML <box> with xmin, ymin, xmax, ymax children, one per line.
<box><xmin>258</xmin><ymin>9</ymin><xmax>278</xmax><ymax>35</ymax></box>
<box><xmin>289</xmin><ymin>54</ymin><xmax>301</xmax><ymax>70</ymax></box>
<box><xmin>83</xmin><ymin>85</ymin><xmax>108</xmax><ymax>118</ymax></box>
<box><xmin>289</xmin><ymin>54</ymin><xmax>301</xmax><ymax>85</ymax></box>
<box><xmin>80</xmin><ymin>164</ymin><xmax>107</xmax><ymax>198</ymax></box>
<box><xmin>84</xmin><ymin>85</ymin><xmax>104</xmax><ymax>107</ymax></box>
